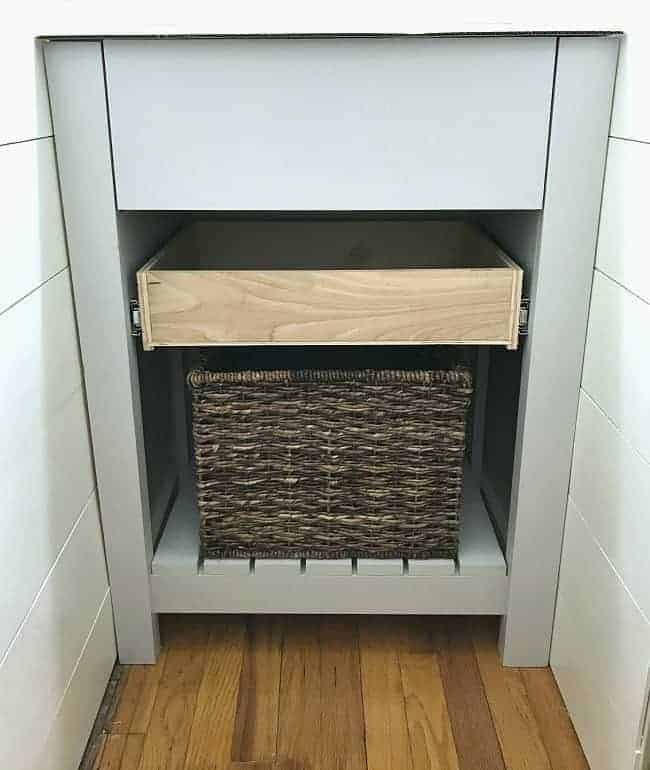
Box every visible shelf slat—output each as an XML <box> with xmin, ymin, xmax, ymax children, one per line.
<box><xmin>305</xmin><ymin>559</ymin><xmax>353</xmax><ymax>577</ymax></box>
<box><xmin>357</xmin><ymin>559</ymin><xmax>405</xmax><ymax>576</ymax></box>
<box><xmin>408</xmin><ymin>559</ymin><xmax>456</xmax><ymax>576</ymax></box>
<box><xmin>202</xmin><ymin>558</ymin><xmax>252</xmax><ymax>576</ymax></box>
<box><xmin>150</xmin><ymin>467</ymin><xmax>507</xmax><ymax>614</ymax></box>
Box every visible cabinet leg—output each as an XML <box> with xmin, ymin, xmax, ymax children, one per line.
<box><xmin>495</xmin><ymin>37</ymin><xmax>619</xmax><ymax>668</ymax></box>
<box><xmin>113</xmin><ymin>607</ymin><xmax>160</xmax><ymax>665</ymax></box>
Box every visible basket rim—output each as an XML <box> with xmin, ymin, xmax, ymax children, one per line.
<box><xmin>187</xmin><ymin>366</ymin><xmax>473</xmax><ymax>388</ymax></box>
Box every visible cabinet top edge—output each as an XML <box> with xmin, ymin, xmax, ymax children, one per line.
<box><xmin>39</xmin><ymin>31</ymin><xmax>623</xmax><ymax>42</ymax></box>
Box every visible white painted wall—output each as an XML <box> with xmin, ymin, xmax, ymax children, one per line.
<box><xmin>0</xmin><ymin>24</ymin><xmax>115</xmax><ymax>770</ymax></box>
<box><xmin>550</xmin><ymin>12</ymin><xmax>650</xmax><ymax>770</ymax></box>
<box><xmin>1</xmin><ymin>3</ymin><xmax>646</xmax><ymax>769</ymax></box>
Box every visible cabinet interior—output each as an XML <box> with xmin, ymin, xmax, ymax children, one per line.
<box><xmin>126</xmin><ymin>211</ymin><xmax>540</xmax><ymax>561</ymax></box>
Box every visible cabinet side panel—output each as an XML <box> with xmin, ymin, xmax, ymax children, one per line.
<box><xmin>117</xmin><ymin>215</ymin><xmax>186</xmax><ymax>544</ymax></box>
<box><xmin>43</xmin><ymin>41</ymin><xmax>159</xmax><ymax>663</ymax></box>
<box><xmin>477</xmin><ymin>211</ymin><xmax>541</xmax><ymax>544</ymax></box>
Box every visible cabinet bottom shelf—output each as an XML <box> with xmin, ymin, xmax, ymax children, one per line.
<box><xmin>150</xmin><ymin>467</ymin><xmax>507</xmax><ymax>614</ymax></box>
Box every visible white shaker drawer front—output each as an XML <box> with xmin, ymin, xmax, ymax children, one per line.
<box><xmin>103</xmin><ymin>37</ymin><xmax>555</xmax><ymax>212</ymax></box>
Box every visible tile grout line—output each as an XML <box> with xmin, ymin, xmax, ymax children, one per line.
<box><xmin>594</xmin><ymin>266</ymin><xmax>650</xmax><ymax>308</ymax></box>
<box><xmin>0</xmin><ymin>487</ymin><xmax>98</xmax><ymax>668</ymax></box>
<box><xmin>568</xmin><ymin>496</ymin><xmax>650</xmax><ymax>627</ymax></box>
<box><xmin>609</xmin><ymin>134</ymin><xmax>650</xmax><ymax>146</ymax></box>
<box><xmin>49</xmin><ymin>589</ymin><xmax>114</xmax><ymax>735</ymax></box>
<box><xmin>0</xmin><ymin>134</ymin><xmax>53</xmax><ymax>148</ymax></box>
<box><xmin>578</xmin><ymin>388</ymin><xmax>650</xmax><ymax>471</ymax></box>
<box><xmin>0</xmin><ymin>264</ymin><xmax>70</xmax><ymax>319</ymax></box>
<box><xmin>38</xmin><ymin>590</ymin><xmax>114</xmax><ymax>770</ymax></box>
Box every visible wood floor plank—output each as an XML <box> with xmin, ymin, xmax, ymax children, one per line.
<box><xmin>277</xmin><ymin>616</ymin><xmax>323</xmax><ymax>770</ymax></box>
<box><xmin>98</xmin><ymin>734</ymin><xmax>127</xmax><ymax>769</ymax></box>
<box><xmin>359</xmin><ymin>617</ymin><xmax>413</xmax><ymax>770</ymax></box>
<box><xmin>120</xmin><ymin>735</ymin><xmax>145</xmax><ymax>770</ymax></box>
<box><xmin>131</xmin><ymin>647</ymin><xmax>170</xmax><ymax>734</ymax></box>
<box><xmin>109</xmin><ymin>650</ymin><xmax>168</xmax><ymax>734</ymax></box>
<box><xmin>96</xmin><ymin>615</ymin><xmax>585</xmax><ymax>770</ymax></box>
<box><xmin>138</xmin><ymin>615</ymin><xmax>211</xmax><ymax>770</ymax></box>
<box><xmin>232</xmin><ymin>616</ymin><xmax>284</xmax><ymax>762</ymax></box>
<box><xmin>320</xmin><ymin>618</ymin><xmax>367</xmax><ymax>770</ymax></box>
<box><xmin>471</xmin><ymin>619</ymin><xmax>552</xmax><ymax>770</ymax></box>
<box><xmin>397</xmin><ymin>620</ymin><xmax>460</xmax><ymax>770</ymax></box>
<box><xmin>110</xmin><ymin>613</ymin><xmax>172</xmax><ymax>734</ymax></box>
<box><xmin>520</xmin><ymin>668</ymin><xmax>589</xmax><ymax>770</ymax></box>
<box><xmin>437</xmin><ymin>617</ymin><xmax>506</xmax><ymax>770</ymax></box>
<box><xmin>183</xmin><ymin>617</ymin><xmax>246</xmax><ymax>770</ymax></box>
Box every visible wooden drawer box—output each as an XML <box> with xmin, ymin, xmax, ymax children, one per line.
<box><xmin>104</xmin><ymin>37</ymin><xmax>554</xmax><ymax>211</ymax></box>
<box><xmin>136</xmin><ymin>221</ymin><xmax>523</xmax><ymax>350</ymax></box>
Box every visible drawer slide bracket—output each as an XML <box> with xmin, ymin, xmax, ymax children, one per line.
<box><xmin>518</xmin><ymin>297</ymin><xmax>530</xmax><ymax>337</ymax></box>
<box><xmin>129</xmin><ymin>299</ymin><xmax>142</xmax><ymax>338</ymax></box>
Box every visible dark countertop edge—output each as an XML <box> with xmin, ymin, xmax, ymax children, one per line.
<box><xmin>38</xmin><ymin>31</ymin><xmax>623</xmax><ymax>42</ymax></box>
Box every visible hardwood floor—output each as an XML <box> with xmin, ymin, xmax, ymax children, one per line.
<box><xmin>89</xmin><ymin>615</ymin><xmax>588</xmax><ymax>770</ymax></box>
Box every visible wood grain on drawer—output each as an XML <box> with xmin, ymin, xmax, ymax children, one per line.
<box><xmin>136</xmin><ymin>222</ymin><xmax>522</xmax><ymax>350</ymax></box>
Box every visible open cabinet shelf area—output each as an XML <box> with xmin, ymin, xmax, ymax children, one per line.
<box><xmin>151</xmin><ymin>466</ymin><xmax>507</xmax><ymax>614</ymax></box>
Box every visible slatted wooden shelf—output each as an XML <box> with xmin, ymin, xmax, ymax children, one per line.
<box><xmin>150</xmin><ymin>467</ymin><xmax>507</xmax><ymax>614</ymax></box>
<box><xmin>137</xmin><ymin>221</ymin><xmax>523</xmax><ymax>351</ymax></box>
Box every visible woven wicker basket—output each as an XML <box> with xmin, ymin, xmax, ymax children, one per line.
<box><xmin>188</xmin><ymin>363</ymin><xmax>473</xmax><ymax>560</ymax></box>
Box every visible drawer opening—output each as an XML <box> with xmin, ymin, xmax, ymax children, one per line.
<box><xmin>139</xmin><ymin>219</ymin><xmax>519</xmax><ymax>270</ymax></box>
<box><xmin>126</xmin><ymin>212</ymin><xmax>538</xmax><ymax>611</ymax></box>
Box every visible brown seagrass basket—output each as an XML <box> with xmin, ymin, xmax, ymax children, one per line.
<box><xmin>188</xmin><ymin>357</ymin><xmax>473</xmax><ymax>561</ymax></box>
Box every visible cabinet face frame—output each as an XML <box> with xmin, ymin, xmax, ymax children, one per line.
<box><xmin>43</xmin><ymin>35</ymin><xmax>619</xmax><ymax>666</ymax></box>
<box><xmin>497</xmin><ymin>36</ymin><xmax>619</xmax><ymax>665</ymax></box>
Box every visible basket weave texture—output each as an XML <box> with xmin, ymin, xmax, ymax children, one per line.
<box><xmin>188</xmin><ymin>366</ymin><xmax>473</xmax><ymax>560</ymax></box>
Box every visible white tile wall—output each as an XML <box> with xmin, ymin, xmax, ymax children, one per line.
<box><xmin>610</xmin><ymin>30</ymin><xmax>650</xmax><ymax>143</ymax></box>
<box><xmin>552</xmin><ymin>15</ymin><xmax>650</xmax><ymax>769</ymax></box>
<box><xmin>0</xmin><ymin>495</ymin><xmax>110</xmax><ymax>770</ymax></box>
<box><xmin>571</xmin><ymin>393</ymin><xmax>650</xmax><ymax>622</ymax></box>
<box><xmin>582</xmin><ymin>271</ymin><xmax>650</xmax><ymax>466</ymax></box>
<box><xmin>552</xmin><ymin>501</ymin><xmax>650</xmax><ymax>770</ymax></box>
<box><xmin>37</xmin><ymin>592</ymin><xmax>116</xmax><ymax>770</ymax></box>
<box><xmin>596</xmin><ymin>138</ymin><xmax>650</xmax><ymax>304</ymax></box>
<box><xmin>0</xmin><ymin>140</ymin><xmax>67</xmax><ymax>314</ymax></box>
<box><xmin>0</xmin><ymin>35</ymin><xmax>51</xmax><ymax>145</ymax></box>
<box><xmin>0</xmin><ymin>24</ymin><xmax>114</xmax><ymax>770</ymax></box>
<box><xmin>0</xmin><ymin>269</ymin><xmax>96</xmax><ymax>657</ymax></box>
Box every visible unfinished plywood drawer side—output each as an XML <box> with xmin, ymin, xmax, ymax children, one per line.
<box><xmin>136</xmin><ymin>221</ymin><xmax>523</xmax><ymax>350</ymax></box>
